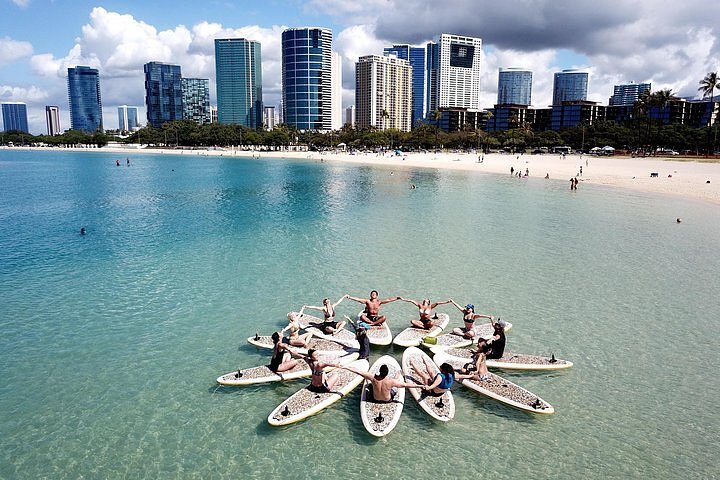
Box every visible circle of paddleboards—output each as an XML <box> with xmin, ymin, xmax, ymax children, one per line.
<box><xmin>291</xmin><ymin>311</ymin><xmax>360</xmax><ymax>349</ymax></box>
<box><xmin>216</xmin><ymin>351</ymin><xmax>360</xmax><ymax>386</ymax></box>
<box><xmin>359</xmin><ymin>355</ymin><xmax>406</xmax><ymax>437</ymax></box>
<box><xmin>429</xmin><ymin>346</ymin><xmax>572</xmax><ymax>371</ymax></box>
<box><xmin>432</xmin><ymin>350</ymin><xmax>554</xmax><ymax>414</ymax></box>
<box><xmin>393</xmin><ymin>313</ymin><xmax>450</xmax><ymax>347</ymax></box>
<box><xmin>247</xmin><ymin>335</ymin><xmax>349</xmax><ymax>354</ymax></box>
<box><xmin>267</xmin><ymin>358</ymin><xmax>369</xmax><ymax>426</ymax></box>
<box><xmin>401</xmin><ymin>346</ymin><xmax>455</xmax><ymax>421</ymax></box>
<box><xmin>353</xmin><ymin>311</ymin><xmax>393</xmax><ymax>346</ymax></box>
<box><xmin>421</xmin><ymin>321</ymin><xmax>513</xmax><ymax>349</ymax></box>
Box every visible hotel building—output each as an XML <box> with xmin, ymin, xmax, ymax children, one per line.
<box><xmin>117</xmin><ymin>105</ymin><xmax>139</xmax><ymax>131</ymax></box>
<box><xmin>355</xmin><ymin>54</ymin><xmax>412</xmax><ymax>132</ymax></box>
<box><xmin>45</xmin><ymin>105</ymin><xmax>61</xmax><ymax>135</ymax></box>
<box><xmin>67</xmin><ymin>66</ymin><xmax>103</xmax><ymax>133</ymax></box>
<box><xmin>181</xmin><ymin>78</ymin><xmax>211</xmax><ymax>125</ymax></box>
<box><xmin>1</xmin><ymin>102</ymin><xmax>29</xmax><ymax>133</ymax></box>
<box><xmin>552</xmin><ymin>69</ymin><xmax>588</xmax><ymax>105</ymax></box>
<box><xmin>215</xmin><ymin>38</ymin><xmax>263</xmax><ymax>128</ymax></box>
<box><xmin>497</xmin><ymin>68</ymin><xmax>532</xmax><ymax>106</ymax></box>
<box><xmin>144</xmin><ymin>62</ymin><xmax>183</xmax><ymax>128</ymax></box>
<box><xmin>384</xmin><ymin>44</ymin><xmax>426</xmax><ymax>126</ymax></box>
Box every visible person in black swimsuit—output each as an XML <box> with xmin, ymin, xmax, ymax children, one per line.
<box><xmin>449</xmin><ymin>299</ymin><xmax>494</xmax><ymax>338</ymax></box>
<box><xmin>268</xmin><ymin>332</ymin><xmax>301</xmax><ymax>373</ymax></box>
<box><xmin>305</xmin><ymin>349</ymin><xmax>341</xmax><ymax>393</ymax></box>
<box><xmin>486</xmin><ymin>320</ymin><xmax>507</xmax><ymax>359</ymax></box>
<box><xmin>301</xmin><ymin>296</ymin><xmax>347</xmax><ymax>334</ymax></box>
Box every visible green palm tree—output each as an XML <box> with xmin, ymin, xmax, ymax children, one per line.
<box><xmin>698</xmin><ymin>72</ymin><xmax>719</xmax><ymax>101</ymax></box>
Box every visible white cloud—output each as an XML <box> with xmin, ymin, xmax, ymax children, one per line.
<box><xmin>0</xmin><ymin>37</ymin><xmax>33</xmax><ymax>65</ymax></box>
<box><xmin>12</xmin><ymin>0</ymin><xmax>30</xmax><ymax>6</ymax></box>
<box><xmin>0</xmin><ymin>84</ymin><xmax>48</xmax><ymax>102</ymax></box>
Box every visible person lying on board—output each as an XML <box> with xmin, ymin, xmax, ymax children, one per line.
<box><xmin>282</xmin><ymin>313</ymin><xmax>313</xmax><ymax>348</ymax></box>
<box><xmin>397</xmin><ymin>297</ymin><xmax>451</xmax><ymax>329</ymax></box>
<box><xmin>448</xmin><ymin>299</ymin><xmax>494</xmax><ymax>338</ymax></box>
<box><xmin>339</xmin><ymin>363</ymin><xmax>424</xmax><ymax>403</ymax></box>
<box><xmin>408</xmin><ymin>356</ymin><xmax>455</xmax><ymax>396</ymax></box>
<box><xmin>300</xmin><ymin>295</ymin><xmax>347</xmax><ymax>334</ymax></box>
<box><xmin>346</xmin><ymin>290</ymin><xmax>400</xmax><ymax>326</ymax></box>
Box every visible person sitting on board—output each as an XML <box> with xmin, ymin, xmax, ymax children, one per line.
<box><xmin>300</xmin><ymin>295</ymin><xmax>347</xmax><ymax>335</ymax></box>
<box><xmin>347</xmin><ymin>290</ymin><xmax>400</xmax><ymax>326</ymax></box>
<box><xmin>268</xmin><ymin>331</ymin><xmax>302</xmax><ymax>374</ymax></box>
<box><xmin>304</xmin><ymin>349</ymin><xmax>341</xmax><ymax>393</ymax></box>
<box><xmin>408</xmin><ymin>356</ymin><xmax>455</xmax><ymax>396</ymax></box>
<box><xmin>457</xmin><ymin>337</ymin><xmax>491</xmax><ymax>382</ymax></box>
<box><xmin>282</xmin><ymin>313</ymin><xmax>313</xmax><ymax>348</ymax></box>
<box><xmin>485</xmin><ymin>319</ymin><xmax>508</xmax><ymax>360</ymax></box>
<box><xmin>348</xmin><ymin>318</ymin><xmax>371</xmax><ymax>360</ymax></box>
<box><xmin>339</xmin><ymin>363</ymin><xmax>424</xmax><ymax>403</ymax></box>
<box><xmin>448</xmin><ymin>299</ymin><xmax>494</xmax><ymax>338</ymax></box>
<box><xmin>398</xmin><ymin>297</ymin><xmax>452</xmax><ymax>329</ymax></box>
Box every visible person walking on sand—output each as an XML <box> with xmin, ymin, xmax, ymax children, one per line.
<box><xmin>300</xmin><ymin>296</ymin><xmax>347</xmax><ymax>335</ymax></box>
<box><xmin>339</xmin><ymin>362</ymin><xmax>425</xmax><ymax>402</ymax></box>
<box><xmin>510</xmin><ymin>166</ymin><xmax>514</xmax><ymax>175</ymax></box>
<box><xmin>347</xmin><ymin>290</ymin><xmax>400</xmax><ymax>326</ymax></box>
<box><xmin>398</xmin><ymin>297</ymin><xmax>452</xmax><ymax>329</ymax></box>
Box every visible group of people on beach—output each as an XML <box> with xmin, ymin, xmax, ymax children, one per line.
<box><xmin>266</xmin><ymin>290</ymin><xmax>509</xmax><ymax>399</ymax></box>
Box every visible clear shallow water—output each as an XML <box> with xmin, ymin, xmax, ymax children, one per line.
<box><xmin>1</xmin><ymin>150</ymin><xmax>718</xmax><ymax>480</ymax></box>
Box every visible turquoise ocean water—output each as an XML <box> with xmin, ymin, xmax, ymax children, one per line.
<box><xmin>0</xmin><ymin>150</ymin><xmax>718</xmax><ymax>479</ymax></box>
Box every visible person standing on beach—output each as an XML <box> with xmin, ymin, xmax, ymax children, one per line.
<box><xmin>347</xmin><ymin>290</ymin><xmax>400</xmax><ymax>326</ymax></box>
<box><xmin>510</xmin><ymin>166</ymin><xmax>514</xmax><ymax>175</ymax></box>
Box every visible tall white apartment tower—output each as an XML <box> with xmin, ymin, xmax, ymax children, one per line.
<box><xmin>355</xmin><ymin>54</ymin><xmax>412</xmax><ymax>132</ymax></box>
<box><xmin>331</xmin><ymin>51</ymin><xmax>343</xmax><ymax>130</ymax></box>
<box><xmin>437</xmin><ymin>33</ymin><xmax>483</xmax><ymax>110</ymax></box>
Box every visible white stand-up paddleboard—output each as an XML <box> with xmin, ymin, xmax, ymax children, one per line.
<box><xmin>353</xmin><ymin>311</ymin><xmax>393</xmax><ymax>346</ymax></box>
<box><xmin>393</xmin><ymin>313</ymin><xmax>450</xmax><ymax>347</ymax></box>
<box><xmin>247</xmin><ymin>334</ymin><xmax>348</xmax><ymax>354</ymax></box>
<box><xmin>268</xmin><ymin>359</ymin><xmax>369</xmax><ymax>426</ymax></box>
<box><xmin>429</xmin><ymin>346</ymin><xmax>572</xmax><ymax>371</ymax></box>
<box><xmin>433</xmin><ymin>351</ymin><xmax>554</xmax><ymax>414</ymax></box>
<box><xmin>291</xmin><ymin>312</ymin><xmax>360</xmax><ymax>349</ymax></box>
<box><xmin>359</xmin><ymin>355</ymin><xmax>405</xmax><ymax>437</ymax></box>
<box><xmin>401</xmin><ymin>347</ymin><xmax>455</xmax><ymax>421</ymax></box>
<box><xmin>421</xmin><ymin>321</ymin><xmax>513</xmax><ymax>349</ymax></box>
<box><xmin>216</xmin><ymin>351</ymin><xmax>359</xmax><ymax>386</ymax></box>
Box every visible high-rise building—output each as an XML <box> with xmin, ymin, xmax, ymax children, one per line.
<box><xmin>355</xmin><ymin>55</ymin><xmax>412</xmax><ymax>132</ymax></box>
<box><xmin>345</xmin><ymin>105</ymin><xmax>355</xmax><ymax>127</ymax></box>
<box><xmin>181</xmin><ymin>78</ymin><xmax>211</xmax><ymax>125</ymax></box>
<box><xmin>45</xmin><ymin>105</ymin><xmax>61</xmax><ymax>135</ymax></box>
<box><xmin>281</xmin><ymin>27</ymin><xmax>333</xmax><ymax>131</ymax></box>
<box><xmin>609</xmin><ymin>82</ymin><xmax>651</xmax><ymax>106</ymax></box>
<box><xmin>425</xmin><ymin>42</ymin><xmax>440</xmax><ymax>116</ymax></box>
<box><xmin>1</xmin><ymin>102</ymin><xmax>29</xmax><ymax>133</ymax></box>
<box><xmin>144</xmin><ymin>62</ymin><xmax>183</xmax><ymax>128</ymax></box>
<box><xmin>215</xmin><ymin>38</ymin><xmax>263</xmax><ymax>128</ymax></box>
<box><xmin>210</xmin><ymin>106</ymin><xmax>218</xmax><ymax>124</ymax></box>
<box><xmin>384</xmin><ymin>44</ymin><xmax>426</xmax><ymax>126</ymax></box>
<box><xmin>263</xmin><ymin>106</ymin><xmax>276</xmax><ymax>130</ymax></box>
<box><xmin>552</xmin><ymin>69</ymin><xmax>588</xmax><ymax>105</ymax></box>
<box><xmin>117</xmin><ymin>105</ymin><xmax>139</xmax><ymax>131</ymax></box>
<box><xmin>67</xmin><ymin>66</ymin><xmax>103</xmax><ymax>133</ymax></box>
<box><xmin>497</xmin><ymin>68</ymin><xmax>533</xmax><ymax>106</ymax></box>
<box><xmin>331</xmin><ymin>51</ymin><xmax>343</xmax><ymax>130</ymax></box>
<box><xmin>437</xmin><ymin>34</ymin><xmax>483</xmax><ymax>110</ymax></box>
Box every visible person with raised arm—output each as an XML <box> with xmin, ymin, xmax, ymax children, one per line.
<box><xmin>346</xmin><ymin>290</ymin><xmax>400</xmax><ymax>326</ymax></box>
<box><xmin>300</xmin><ymin>295</ymin><xmax>347</xmax><ymax>335</ymax></box>
<box><xmin>281</xmin><ymin>312</ymin><xmax>313</xmax><ymax>348</ymax></box>
<box><xmin>339</xmin><ymin>362</ymin><xmax>425</xmax><ymax>402</ymax></box>
<box><xmin>448</xmin><ymin>299</ymin><xmax>494</xmax><ymax>339</ymax></box>
<box><xmin>398</xmin><ymin>297</ymin><xmax>451</xmax><ymax>329</ymax></box>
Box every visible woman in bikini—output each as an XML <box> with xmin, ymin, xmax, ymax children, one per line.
<box><xmin>398</xmin><ymin>297</ymin><xmax>451</xmax><ymax>329</ymax></box>
<box><xmin>305</xmin><ymin>349</ymin><xmax>341</xmax><ymax>393</ymax></box>
<box><xmin>282</xmin><ymin>313</ymin><xmax>313</xmax><ymax>348</ymax></box>
<box><xmin>408</xmin><ymin>355</ymin><xmax>455</xmax><ymax>396</ymax></box>
<box><xmin>457</xmin><ymin>337</ymin><xmax>491</xmax><ymax>382</ymax></box>
<box><xmin>300</xmin><ymin>295</ymin><xmax>347</xmax><ymax>335</ymax></box>
<box><xmin>268</xmin><ymin>331</ymin><xmax>302</xmax><ymax>373</ymax></box>
<box><xmin>449</xmin><ymin>299</ymin><xmax>494</xmax><ymax>338</ymax></box>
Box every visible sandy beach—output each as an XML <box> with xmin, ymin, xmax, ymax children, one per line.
<box><xmin>7</xmin><ymin>146</ymin><xmax>719</xmax><ymax>205</ymax></box>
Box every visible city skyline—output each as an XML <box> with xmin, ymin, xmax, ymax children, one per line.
<box><xmin>1</xmin><ymin>1</ymin><xmax>719</xmax><ymax>134</ymax></box>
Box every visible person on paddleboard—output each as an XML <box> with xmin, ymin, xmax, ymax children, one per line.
<box><xmin>282</xmin><ymin>313</ymin><xmax>314</xmax><ymax>348</ymax></box>
<box><xmin>347</xmin><ymin>290</ymin><xmax>400</xmax><ymax>326</ymax></box>
<box><xmin>300</xmin><ymin>296</ymin><xmax>347</xmax><ymax>335</ymax></box>
<box><xmin>457</xmin><ymin>337</ymin><xmax>491</xmax><ymax>382</ymax></box>
<box><xmin>485</xmin><ymin>319</ymin><xmax>507</xmax><ymax>359</ymax></box>
<box><xmin>351</xmin><ymin>320</ymin><xmax>371</xmax><ymax>360</ymax></box>
<box><xmin>448</xmin><ymin>299</ymin><xmax>494</xmax><ymax>338</ymax></box>
<box><xmin>408</xmin><ymin>356</ymin><xmax>455</xmax><ymax>396</ymax></box>
<box><xmin>304</xmin><ymin>349</ymin><xmax>341</xmax><ymax>393</ymax></box>
<box><xmin>398</xmin><ymin>297</ymin><xmax>452</xmax><ymax>329</ymax></box>
<box><xmin>339</xmin><ymin>363</ymin><xmax>424</xmax><ymax>402</ymax></box>
<box><xmin>268</xmin><ymin>332</ymin><xmax>303</xmax><ymax>373</ymax></box>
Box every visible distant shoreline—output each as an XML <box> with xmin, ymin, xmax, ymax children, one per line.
<box><xmin>4</xmin><ymin>145</ymin><xmax>719</xmax><ymax>205</ymax></box>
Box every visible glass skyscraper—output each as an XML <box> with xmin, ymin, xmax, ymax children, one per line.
<box><xmin>610</xmin><ymin>82</ymin><xmax>651</xmax><ymax>106</ymax></box>
<box><xmin>181</xmin><ymin>78</ymin><xmax>211</xmax><ymax>125</ymax></box>
<box><xmin>67</xmin><ymin>66</ymin><xmax>103</xmax><ymax>133</ymax></box>
<box><xmin>118</xmin><ymin>105</ymin><xmax>139</xmax><ymax>131</ymax></box>
<box><xmin>497</xmin><ymin>68</ymin><xmax>532</xmax><ymax>106</ymax></box>
<box><xmin>425</xmin><ymin>42</ymin><xmax>439</xmax><ymax>116</ymax></box>
<box><xmin>1</xmin><ymin>102</ymin><xmax>29</xmax><ymax>133</ymax></box>
<box><xmin>144</xmin><ymin>62</ymin><xmax>183</xmax><ymax>128</ymax></box>
<box><xmin>281</xmin><ymin>27</ymin><xmax>333</xmax><ymax>131</ymax></box>
<box><xmin>552</xmin><ymin>69</ymin><xmax>588</xmax><ymax>105</ymax></box>
<box><xmin>384</xmin><ymin>44</ymin><xmax>426</xmax><ymax>127</ymax></box>
<box><xmin>215</xmin><ymin>38</ymin><xmax>263</xmax><ymax>128</ymax></box>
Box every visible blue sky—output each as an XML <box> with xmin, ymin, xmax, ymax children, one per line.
<box><xmin>2</xmin><ymin>0</ymin><xmax>718</xmax><ymax>134</ymax></box>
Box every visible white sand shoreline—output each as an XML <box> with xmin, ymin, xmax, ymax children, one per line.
<box><xmin>5</xmin><ymin>145</ymin><xmax>719</xmax><ymax>205</ymax></box>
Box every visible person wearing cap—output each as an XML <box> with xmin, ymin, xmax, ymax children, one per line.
<box><xmin>485</xmin><ymin>320</ymin><xmax>507</xmax><ymax>360</ymax></box>
<box><xmin>346</xmin><ymin>290</ymin><xmax>400</xmax><ymax>326</ymax></box>
<box><xmin>397</xmin><ymin>296</ymin><xmax>452</xmax><ymax>329</ymax></box>
<box><xmin>449</xmin><ymin>299</ymin><xmax>494</xmax><ymax>338</ymax></box>
<box><xmin>354</xmin><ymin>319</ymin><xmax>371</xmax><ymax>360</ymax></box>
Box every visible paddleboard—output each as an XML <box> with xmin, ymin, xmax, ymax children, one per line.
<box><xmin>421</xmin><ymin>321</ymin><xmax>513</xmax><ymax>349</ymax></box>
<box><xmin>401</xmin><ymin>346</ymin><xmax>455</xmax><ymax>421</ymax></box>
<box><xmin>429</xmin><ymin>346</ymin><xmax>572</xmax><ymax>371</ymax></box>
<box><xmin>216</xmin><ymin>351</ymin><xmax>360</xmax><ymax>386</ymax></box>
<box><xmin>247</xmin><ymin>334</ymin><xmax>348</xmax><ymax>354</ymax></box>
<box><xmin>433</xmin><ymin>351</ymin><xmax>554</xmax><ymax>414</ymax></box>
<box><xmin>359</xmin><ymin>355</ymin><xmax>405</xmax><ymax>437</ymax></box>
<box><xmin>268</xmin><ymin>359</ymin><xmax>369</xmax><ymax>426</ymax></box>
<box><xmin>353</xmin><ymin>311</ymin><xmax>393</xmax><ymax>346</ymax></box>
<box><xmin>292</xmin><ymin>311</ymin><xmax>360</xmax><ymax>349</ymax></box>
<box><xmin>393</xmin><ymin>313</ymin><xmax>450</xmax><ymax>347</ymax></box>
